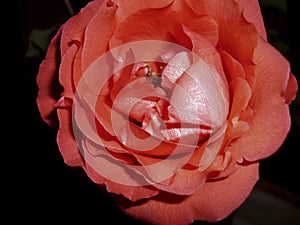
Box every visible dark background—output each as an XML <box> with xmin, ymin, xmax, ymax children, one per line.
<box><xmin>6</xmin><ymin>0</ymin><xmax>300</xmax><ymax>224</ymax></box>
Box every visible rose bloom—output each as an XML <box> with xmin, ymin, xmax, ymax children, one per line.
<box><xmin>36</xmin><ymin>0</ymin><xmax>298</xmax><ymax>224</ymax></box>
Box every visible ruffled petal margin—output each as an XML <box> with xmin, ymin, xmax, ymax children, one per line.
<box><xmin>118</xmin><ymin>163</ymin><xmax>259</xmax><ymax>225</ymax></box>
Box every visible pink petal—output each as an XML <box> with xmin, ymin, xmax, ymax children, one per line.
<box><xmin>161</xmin><ymin>51</ymin><xmax>191</xmax><ymax>91</ymax></box>
<box><xmin>109</xmin><ymin>7</ymin><xmax>190</xmax><ymax>49</ymax></box>
<box><xmin>73</xmin><ymin>94</ymin><xmax>127</xmax><ymax>153</ymax></box>
<box><xmin>230</xmin><ymin>39</ymin><xmax>298</xmax><ymax>161</ymax></box>
<box><xmin>60</xmin><ymin>0</ymin><xmax>103</xmax><ymax>56</ymax></box>
<box><xmin>169</xmin><ymin>59</ymin><xmax>229</xmax><ymax>130</ymax></box>
<box><xmin>153</xmin><ymin>167</ymin><xmax>207</xmax><ymax>195</ymax></box>
<box><xmin>182</xmin><ymin>16</ymin><xmax>219</xmax><ymax>47</ymax></box>
<box><xmin>185</xmin><ymin>0</ymin><xmax>259</xmax><ymax>66</ymax></box>
<box><xmin>57</xmin><ymin>108</ymin><xmax>84</xmax><ymax>167</ymax></box>
<box><xmin>58</xmin><ymin>44</ymin><xmax>78</xmax><ymax>98</ymax></box>
<box><xmin>81</xmin><ymin>1</ymin><xmax>118</xmax><ymax>72</ymax></box>
<box><xmin>282</xmin><ymin>73</ymin><xmax>298</xmax><ymax>104</ymax></box>
<box><xmin>119</xmin><ymin>163</ymin><xmax>259</xmax><ymax>225</ymax></box>
<box><xmin>104</xmin><ymin>181</ymin><xmax>159</xmax><ymax>202</ymax></box>
<box><xmin>220</xmin><ymin>50</ymin><xmax>246</xmax><ymax>83</ymax></box>
<box><xmin>81</xmin><ymin>135</ymin><xmax>164</xmax><ymax>189</ymax></box>
<box><xmin>80</xmin><ymin>137</ymin><xmax>160</xmax><ymax>202</ymax></box>
<box><xmin>36</xmin><ymin>26</ymin><xmax>63</xmax><ymax>127</ymax></box>
<box><xmin>238</xmin><ymin>0</ymin><xmax>267</xmax><ymax>41</ymax></box>
<box><xmin>228</xmin><ymin>77</ymin><xmax>252</xmax><ymax>121</ymax></box>
<box><xmin>113</xmin><ymin>0</ymin><xmax>174</xmax><ymax>23</ymax></box>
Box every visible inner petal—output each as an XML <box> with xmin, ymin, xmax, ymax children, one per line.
<box><xmin>168</xmin><ymin>59</ymin><xmax>229</xmax><ymax>130</ymax></box>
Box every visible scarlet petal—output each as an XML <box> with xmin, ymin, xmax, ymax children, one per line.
<box><xmin>153</xmin><ymin>167</ymin><xmax>207</xmax><ymax>195</ymax></box>
<box><xmin>161</xmin><ymin>51</ymin><xmax>191</xmax><ymax>91</ymax></box>
<box><xmin>182</xmin><ymin>16</ymin><xmax>219</xmax><ymax>47</ymax></box>
<box><xmin>111</xmin><ymin>78</ymin><xmax>167</xmax><ymax>122</ymax></box>
<box><xmin>72</xmin><ymin>43</ymin><xmax>83</xmax><ymax>88</ymax></box>
<box><xmin>169</xmin><ymin>60</ymin><xmax>229</xmax><ymax>129</ymax></box>
<box><xmin>81</xmin><ymin>1</ymin><xmax>117</xmax><ymax>72</ymax></box>
<box><xmin>120</xmin><ymin>163</ymin><xmax>259</xmax><ymax>225</ymax></box>
<box><xmin>185</xmin><ymin>0</ymin><xmax>258</xmax><ymax>64</ymax></box>
<box><xmin>77</xmin><ymin>138</ymin><xmax>160</xmax><ymax>202</ymax></box>
<box><xmin>238</xmin><ymin>0</ymin><xmax>267</xmax><ymax>40</ymax></box>
<box><xmin>231</xmin><ymin>39</ymin><xmax>298</xmax><ymax>161</ymax></box>
<box><xmin>36</xmin><ymin>27</ymin><xmax>63</xmax><ymax>127</ymax></box>
<box><xmin>60</xmin><ymin>0</ymin><xmax>103</xmax><ymax>55</ymax></box>
<box><xmin>282</xmin><ymin>73</ymin><xmax>298</xmax><ymax>104</ymax></box>
<box><xmin>57</xmin><ymin>108</ymin><xmax>84</xmax><ymax>167</ymax></box>
<box><xmin>58</xmin><ymin>44</ymin><xmax>78</xmax><ymax>98</ymax></box>
<box><xmin>220</xmin><ymin>51</ymin><xmax>246</xmax><ymax>83</ymax></box>
<box><xmin>109</xmin><ymin>7</ymin><xmax>190</xmax><ymax>48</ymax></box>
<box><xmin>113</xmin><ymin>0</ymin><xmax>174</xmax><ymax>23</ymax></box>
<box><xmin>104</xmin><ymin>181</ymin><xmax>159</xmax><ymax>202</ymax></box>
<box><xmin>81</xmin><ymin>136</ymin><xmax>166</xmax><ymax>191</ymax></box>
<box><xmin>228</xmin><ymin>77</ymin><xmax>252</xmax><ymax>120</ymax></box>
<box><xmin>73</xmin><ymin>94</ymin><xmax>126</xmax><ymax>152</ymax></box>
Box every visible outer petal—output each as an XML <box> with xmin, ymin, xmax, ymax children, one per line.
<box><xmin>119</xmin><ymin>163</ymin><xmax>259</xmax><ymax>225</ymax></box>
<box><xmin>57</xmin><ymin>108</ymin><xmax>84</xmax><ymax>167</ymax></box>
<box><xmin>109</xmin><ymin>7</ymin><xmax>191</xmax><ymax>49</ymax></box>
<box><xmin>282</xmin><ymin>73</ymin><xmax>298</xmax><ymax>104</ymax></box>
<box><xmin>60</xmin><ymin>0</ymin><xmax>103</xmax><ymax>56</ymax></box>
<box><xmin>230</xmin><ymin>38</ymin><xmax>298</xmax><ymax>161</ymax></box>
<box><xmin>153</xmin><ymin>167</ymin><xmax>207</xmax><ymax>195</ymax></box>
<box><xmin>58</xmin><ymin>44</ymin><xmax>78</xmax><ymax>98</ymax></box>
<box><xmin>238</xmin><ymin>0</ymin><xmax>267</xmax><ymax>41</ymax></box>
<box><xmin>104</xmin><ymin>181</ymin><xmax>159</xmax><ymax>202</ymax></box>
<box><xmin>185</xmin><ymin>0</ymin><xmax>258</xmax><ymax>64</ymax></box>
<box><xmin>113</xmin><ymin>0</ymin><xmax>174</xmax><ymax>24</ymax></box>
<box><xmin>81</xmin><ymin>1</ymin><xmax>118</xmax><ymax>72</ymax></box>
<box><xmin>36</xmin><ymin>26</ymin><xmax>63</xmax><ymax>128</ymax></box>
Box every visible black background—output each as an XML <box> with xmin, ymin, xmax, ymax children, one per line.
<box><xmin>6</xmin><ymin>0</ymin><xmax>300</xmax><ymax>224</ymax></box>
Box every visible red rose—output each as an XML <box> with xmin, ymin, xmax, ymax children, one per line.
<box><xmin>36</xmin><ymin>0</ymin><xmax>298</xmax><ymax>224</ymax></box>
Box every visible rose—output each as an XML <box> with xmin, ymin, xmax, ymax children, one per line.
<box><xmin>36</xmin><ymin>0</ymin><xmax>298</xmax><ymax>224</ymax></box>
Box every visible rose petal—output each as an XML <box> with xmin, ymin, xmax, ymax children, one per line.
<box><xmin>72</xmin><ymin>42</ymin><xmax>83</xmax><ymax>88</ymax></box>
<box><xmin>153</xmin><ymin>167</ymin><xmax>207</xmax><ymax>195</ymax></box>
<box><xmin>206</xmin><ymin>151</ymin><xmax>237</xmax><ymax>180</ymax></box>
<box><xmin>73</xmin><ymin>94</ymin><xmax>127</xmax><ymax>152</ymax></box>
<box><xmin>36</xmin><ymin>26</ymin><xmax>64</xmax><ymax>128</ymax></box>
<box><xmin>131</xmin><ymin>150</ymin><xmax>195</xmax><ymax>189</ymax></box>
<box><xmin>119</xmin><ymin>163</ymin><xmax>259</xmax><ymax>224</ymax></box>
<box><xmin>228</xmin><ymin>77</ymin><xmax>252</xmax><ymax>121</ymax></box>
<box><xmin>111</xmin><ymin>78</ymin><xmax>167</xmax><ymax>122</ymax></box>
<box><xmin>169</xmin><ymin>59</ymin><xmax>229</xmax><ymax>130</ymax></box>
<box><xmin>198</xmin><ymin>123</ymin><xmax>227</xmax><ymax>171</ymax></box>
<box><xmin>182</xmin><ymin>16</ymin><xmax>219</xmax><ymax>47</ymax></box>
<box><xmin>109</xmin><ymin>7</ymin><xmax>191</xmax><ymax>49</ymax></box>
<box><xmin>81</xmin><ymin>137</ymin><xmax>160</xmax><ymax>202</ymax></box>
<box><xmin>81</xmin><ymin>136</ymin><xmax>151</xmax><ymax>187</ymax></box>
<box><xmin>161</xmin><ymin>51</ymin><xmax>191</xmax><ymax>91</ymax></box>
<box><xmin>230</xmin><ymin>38</ymin><xmax>298</xmax><ymax>162</ymax></box>
<box><xmin>113</xmin><ymin>0</ymin><xmax>174</xmax><ymax>24</ymax></box>
<box><xmin>238</xmin><ymin>0</ymin><xmax>267</xmax><ymax>41</ymax></box>
<box><xmin>117</xmin><ymin>121</ymin><xmax>194</xmax><ymax>156</ymax></box>
<box><xmin>57</xmin><ymin>108</ymin><xmax>84</xmax><ymax>167</ymax></box>
<box><xmin>282</xmin><ymin>73</ymin><xmax>298</xmax><ymax>104</ymax></box>
<box><xmin>104</xmin><ymin>181</ymin><xmax>159</xmax><ymax>202</ymax></box>
<box><xmin>185</xmin><ymin>0</ymin><xmax>258</xmax><ymax>65</ymax></box>
<box><xmin>60</xmin><ymin>0</ymin><xmax>103</xmax><ymax>56</ymax></box>
<box><xmin>58</xmin><ymin>44</ymin><xmax>78</xmax><ymax>98</ymax></box>
<box><xmin>81</xmin><ymin>1</ymin><xmax>118</xmax><ymax>72</ymax></box>
<box><xmin>182</xmin><ymin>28</ymin><xmax>230</xmax><ymax>119</ymax></box>
<box><xmin>220</xmin><ymin>50</ymin><xmax>246</xmax><ymax>83</ymax></box>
